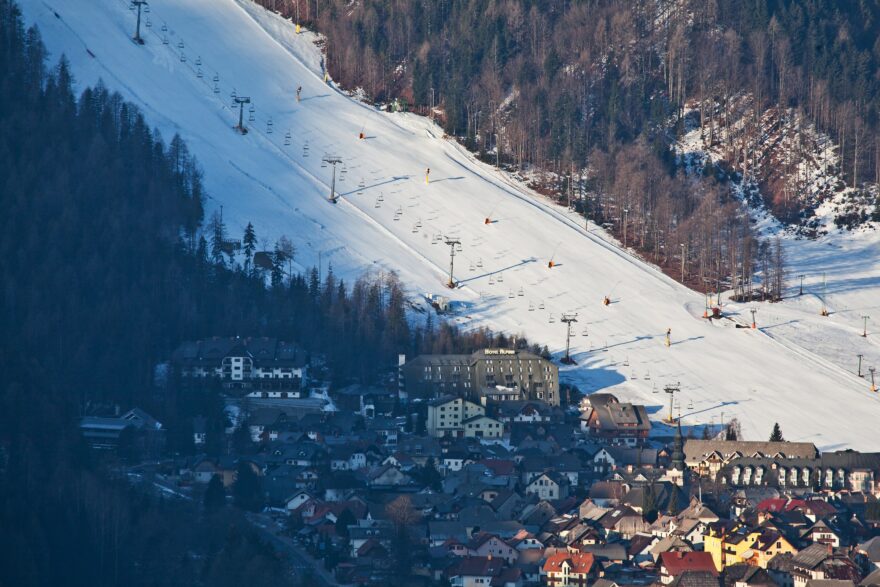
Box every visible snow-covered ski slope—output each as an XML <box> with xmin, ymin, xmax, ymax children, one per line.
<box><xmin>21</xmin><ymin>0</ymin><xmax>880</xmax><ymax>450</ymax></box>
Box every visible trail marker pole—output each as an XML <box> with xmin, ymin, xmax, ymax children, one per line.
<box><xmin>750</xmin><ymin>308</ymin><xmax>758</xmax><ymax>329</ymax></box>
<box><xmin>858</xmin><ymin>354</ymin><xmax>864</xmax><ymax>377</ymax></box>
<box><xmin>323</xmin><ymin>156</ymin><xmax>343</xmax><ymax>202</ymax></box>
<box><xmin>798</xmin><ymin>274</ymin><xmax>805</xmax><ymax>296</ymax></box>
<box><xmin>870</xmin><ymin>367</ymin><xmax>877</xmax><ymax>392</ymax></box>
<box><xmin>862</xmin><ymin>315</ymin><xmax>870</xmax><ymax>337</ymax></box>
<box><xmin>820</xmin><ymin>272</ymin><xmax>828</xmax><ymax>316</ymax></box>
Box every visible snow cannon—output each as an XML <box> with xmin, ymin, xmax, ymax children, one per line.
<box><xmin>484</xmin><ymin>217</ymin><xmax>491</xmax><ymax>225</ymax></box>
<box><xmin>359</xmin><ymin>132</ymin><xmax>365</xmax><ymax>140</ymax></box>
<box><xmin>548</xmin><ymin>261</ymin><xmax>555</xmax><ymax>269</ymax></box>
<box><xmin>603</xmin><ymin>296</ymin><xmax>610</xmax><ymax>306</ymax></box>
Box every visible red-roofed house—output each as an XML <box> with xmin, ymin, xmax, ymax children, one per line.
<box><xmin>757</xmin><ymin>498</ymin><xmax>807</xmax><ymax>513</ymax></box>
<box><xmin>479</xmin><ymin>459</ymin><xmax>517</xmax><ymax>477</ymax></box>
<box><xmin>660</xmin><ymin>551</ymin><xmax>719</xmax><ymax>584</ymax></box>
<box><xmin>446</xmin><ymin>555</ymin><xmax>506</xmax><ymax>587</ymax></box>
<box><xmin>542</xmin><ymin>551</ymin><xmax>596</xmax><ymax>586</ymax></box>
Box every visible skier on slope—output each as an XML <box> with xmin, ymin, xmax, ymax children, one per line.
<box><xmin>296</xmin><ymin>86</ymin><xmax>302</xmax><ymax>102</ymax></box>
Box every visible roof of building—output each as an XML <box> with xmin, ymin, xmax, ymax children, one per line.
<box><xmin>792</xmin><ymin>543</ymin><xmax>832</xmax><ymax>569</ymax></box>
<box><xmin>542</xmin><ymin>552</ymin><xmax>595</xmax><ymax>575</ymax></box>
<box><xmin>447</xmin><ymin>555</ymin><xmax>505</xmax><ymax>578</ymax></box>
<box><xmin>173</xmin><ymin>336</ymin><xmax>307</xmax><ymax>367</ymax></box>
<box><xmin>669</xmin><ymin>571</ymin><xmax>722</xmax><ymax>587</ymax></box>
<box><xmin>660</xmin><ymin>551</ymin><xmax>719</xmax><ymax>577</ymax></box>
<box><xmin>683</xmin><ymin>440</ymin><xmax>818</xmax><ymax>463</ymax></box>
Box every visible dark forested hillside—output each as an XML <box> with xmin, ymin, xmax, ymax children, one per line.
<box><xmin>0</xmin><ymin>1</ymin><xmax>529</xmax><ymax>584</ymax></box>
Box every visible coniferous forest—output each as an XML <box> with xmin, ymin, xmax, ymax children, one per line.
<box><xmin>0</xmin><ymin>1</ymin><xmax>520</xmax><ymax>584</ymax></box>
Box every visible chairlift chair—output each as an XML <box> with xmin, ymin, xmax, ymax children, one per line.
<box><xmin>549</xmin><ymin>314</ymin><xmax>555</xmax><ymax>323</ymax></box>
<box><xmin>177</xmin><ymin>40</ymin><xmax>184</xmax><ymax>50</ymax></box>
<box><xmin>145</xmin><ymin>18</ymin><xmax>152</xmax><ymax>28</ymax></box>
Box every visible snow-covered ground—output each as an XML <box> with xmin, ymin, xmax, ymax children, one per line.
<box><xmin>21</xmin><ymin>0</ymin><xmax>880</xmax><ymax>450</ymax></box>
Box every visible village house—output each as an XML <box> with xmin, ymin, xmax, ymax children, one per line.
<box><xmin>426</xmin><ymin>395</ymin><xmax>503</xmax><ymax>438</ymax></box>
<box><xmin>581</xmin><ymin>394</ymin><xmax>651</xmax><ymax>446</ymax></box>
<box><xmin>659</xmin><ymin>551</ymin><xmax>719</xmax><ymax>585</ymax></box>
<box><xmin>704</xmin><ymin>521</ymin><xmax>798</xmax><ymax>570</ymax></box>
<box><xmin>542</xmin><ymin>551</ymin><xmax>596</xmax><ymax>587</ymax></box>
<box><xmin>526</xmin><ymin>472</ymin><xmax>570</xmax><ymax>501</ymax></box>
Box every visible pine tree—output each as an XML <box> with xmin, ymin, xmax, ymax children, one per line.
<box><xmin>242</xmin><ymin>222</ymin><xmax>257</xmax><ymax>276</ymax></box>
<box><xmin>209</xmin><ymin>211</ymin><xmax>226</xmax><ymax>267</ymax></box>
<box><xmin>770</xmin><ymin>422</ymin><xmax>784</xmax><ymax>442</ymax></box>
<box><xmin>270</xmin><ymin>241</ymin><xmax>285</xmax><ymax>287</ymax></box>
<box><xmin>233</xmin><ymin>462</ymin><xmax>262</xmax><ymax>511</ymax></box>
<box><xmin>204</xmin><ymin>474</ymin><xmax>226</xmax><ymax>512</ymax></box>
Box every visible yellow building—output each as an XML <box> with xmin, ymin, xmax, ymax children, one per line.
<box><xmin>704</xmin><ymin>522</ymin><xmax>798</xmax><ymax>569</ymax></box>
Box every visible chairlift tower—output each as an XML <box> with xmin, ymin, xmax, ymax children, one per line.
<box><xmin>131</xmin><ymin>0</ymin><xmax>148</xmax><ymax>44</ymax></box>
<box><xmin>444</xmin><ymin>237</ymin><xmax>461</xmax><ymax>288</ymax></box>
<box><xmin>561</xmin><ymin>313</ymin><xmax>578</xmax><ymax>364</ymax></box>
<box><xmin>322</xmin><ymin>156</ymin><xmax>343</xmax><ymax>203</ymax></box>
<box><xmin>664</xmin><ymin>383</ymin><xmax>680</xmax><ymax>423</ymax></box>
<box><xmin>233</xmin><ymin>96</ymin><xmax>251</xmax><ymax>134</ymax></box>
